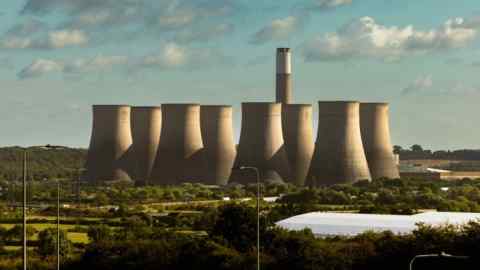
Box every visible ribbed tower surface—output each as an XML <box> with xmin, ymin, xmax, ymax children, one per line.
<box><xmin>360</xmin><ymin>103</ymin><xmax>400</xmax><ymax>179</ymax></box>
<box><xmin>307</xmin><ymin>101</ymin><xmax>371</xmax><ymax>186</ymax></box>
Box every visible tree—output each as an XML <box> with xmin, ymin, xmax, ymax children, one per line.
<box><xmin>5</xmin><ymin>224</ymin><xmax>37</xmax><ymax>242</ymax></box>
<box><xmin>37</xmin><ymin>228</ymin><xmax>72</xmax><ymax>258</ymax></box>
<box><xmin>393</xmin><ymin>145</ymin><xmax>403</xmax><ymax>154</ymax></box>
<box><xmin>410</xmin><ymin>144</ymin><xmax>424</xmax><ymax>152</ymax></box>
<box><xmin>210</xmin><ymin>204</ymin><xmax>265</xmax><ymax>252</ymax></box>
<box><xmin>87</xmin><ymin>225</ymin><xmax>113</xmax><ymax>242</ymax></box>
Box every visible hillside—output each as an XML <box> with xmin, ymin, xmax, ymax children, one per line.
<box><xmin>0</xmin><ymin>146</ymin><xmax>87</xmax><ymax>181</ymax></box>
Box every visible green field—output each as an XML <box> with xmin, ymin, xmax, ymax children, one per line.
<box><xmin>0</xmin><ymin>223</ymin><xmax>89</xmax><ymax>244</ymax></box>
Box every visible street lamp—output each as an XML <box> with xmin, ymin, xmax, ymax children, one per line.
<box><xmin>20</xmin><ymin>144</ymin><xmax>70</xmax><ymax>270</ymax></box>
<box><xmin>409</xmin><ymin>252</ymin><xmax>469</xmax><ymax>270</ymax></box>
<box><xmin>235</xmin><ymin>166</ymin><xmax>261</xmax><ymax>270</ymax></box>
<box><xmin>22</xmin><ymin>149</ymin><xmax>27</xmax><ymax>270</ymax></box>
<box><xmin>41</xmin><ymin>144</ymin><xmax>70</xmax><ymax>270</ymax></box>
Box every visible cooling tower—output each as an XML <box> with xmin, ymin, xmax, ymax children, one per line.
<box><xmin>130</xmin><ymin>106</ymin><xmax>162</xmax><ymax>186</ymax></box>
<box><xmin>85</xmin><ymin>105</ymin><xmax>133</xmax><ymax>183</ymax></box>
<box><xmin>307</xmin><ymin>101</ymin><xmax>371</xmax><ymax>186</ymax></box>
<box><xmin>360</xmin><ymin>103</ymin><xmax>400</xmax><ymax>179</ymax></box>
<box><xmin>151</xmin><ymin>104</ymin><xmax>205</xmax><ymax>185</ymax></box>
<box><xmin>200</xmin><ymin>105</ymin><xmax>236</xmax><ymax>185</ymax></box>
<box><xmin>283</xmin><ymin>104</ymin><xmax>314</xmax><ymax>186</ymax></box>
<box><xmin>276</xmin><ymin>48</ymin><xmax>292</xmax><ymax>104</ymax></box>
<box><xmin>232</xmin><ymin>102</ymin><xmax>291</xmax><ymax>184</ymax></box>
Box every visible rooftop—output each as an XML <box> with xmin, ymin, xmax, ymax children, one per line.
<box><xmin>276</xmin><ymin>211</ymin><xmax>480</xmax><ymax>236</ymax></box>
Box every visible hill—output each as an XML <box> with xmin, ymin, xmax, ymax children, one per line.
<box><xmin>0</xmin><ymin>146</ymin><xmax>87</xmax><ymax>181</ymax></box>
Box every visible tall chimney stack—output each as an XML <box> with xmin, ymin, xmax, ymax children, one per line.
<box><xmin>276</xmin><ymin>48</ymin><xmax>292</xmax><ymax>104</ymax></box>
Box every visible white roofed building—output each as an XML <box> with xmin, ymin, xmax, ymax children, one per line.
<box><xmin>276</xmin><ymin>212</ymin><xmax>480</xmax><ymax>237</ymax></box>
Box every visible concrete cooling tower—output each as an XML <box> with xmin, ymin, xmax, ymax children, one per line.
<box><xmin>307</xmin><ymin>101</ymin><xmax>371</xmax><ymax>186</ymax></box>
<box><xmin>360</xmin><ymin>103</ymin><xmax>400</xmax><ymax>179</ymax></box>
<box><xmin>151</xmin><ymin>104</ymin><xmax>205</xmax><ymax>185</ymax></box>
<box><xmin>283</xmin><ymin>104</ymin><xmax>314</xmax><ymax>186</ymax></box>
<box><xmin>232</xmin><ymin>102</ymin><xmax>291</xmax><ymax>184</ymax></box>
<box><xmin>200</xmin><ymin>105</ymin><xmax>236</xmax><ymax>185</ymax></box>
<box><xmin>130</xmin><ymin>106</ymin><xmax>162</xmax><ymax>186</ymax></box>
<box><xmin>85</xmin><ymin>105</ymin><xmax>133</xmax><ymax>183</ymax></box>
<box><xmin>276</xmin><ymin>48</ymin><xmax>292</xmax><ymax>104</ymax></box>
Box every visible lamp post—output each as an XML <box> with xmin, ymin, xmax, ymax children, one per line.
<box><xmin>22</xmin><ymin>150</ymin><xmax>27</xmax><ymax>270</ymax></box>
<box><xmin>236</xmin><ymin>166</ymin><xmax>261</xmax><ymax>270</ymax></box>
<box><xmin>409</xmin><ymin>252</ymin><xmax>469</xmax><ymax>270</ymax></box>
<box><xmin>20</xmin><ymin>144</ymin><xmax>71</xmax><ymax>270</ymax></box>
<box><xmin>42</xmin><ymin>144</ymin><xmax>70</xmax><ymax>270</ymax></box>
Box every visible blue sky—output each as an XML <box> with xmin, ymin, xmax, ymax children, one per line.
<box><xmin>2</xmin><ymin>0</ymin><xmax>480</xmax><ymax>149</ymax></box>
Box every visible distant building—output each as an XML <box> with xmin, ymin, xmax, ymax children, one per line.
<box><xmin>276</xmin><ymin>211</ymin><xmax>480</xmax><ymax>237</ymax></box>
<box><xmin>399</xmin><ymin>159</ymin><xmax>480</xmax><ymax>180</ymax></box>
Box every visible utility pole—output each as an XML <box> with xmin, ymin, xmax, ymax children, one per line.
<box><xmin>237</xmin><ymin>166</ymin><xmax>261</xmax><ymax>270</ymax></box>
<box><xmin>22</xmin><ymin>150</ymin><xmax>27</xmax><ymax>270</ymax></box>
<box><xmin>57</xmin><ymin>181</ymin><xmax>60</xmax><ymax>270</ymax></box>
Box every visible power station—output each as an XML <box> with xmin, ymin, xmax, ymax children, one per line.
<box><xmin>360</xmin><ymin>103</ymin><xmax>400</xmax><ymax>179</ymax></box>
<box><xmin>85</xmin><ymin>48</ymin><xmax>399</xmax><ymax>186</ymax></box>
<box><xmin>232</xmin><ymin>102</ymin><xmax>291</xmax><ymax>184</ymax></box>
<box><xmin>283</xmin><ymin>104</ymin><xmax>314</xmax><ymax>186</ymax></box>
<box><xmin>130</xmin><ymin>106</ymin><xmax>161</xmax><ymax>186</ymax></box>
<box><xmin>151</xmin><ymin>104</ymin><xmax>205</xmax><ymax>185</ymax></box>
<box><xmin>307</xmin><ymin>101</ymin><xmax>372</xmax><ymax>186</ymax></box>
<box><xmin>276</xmin><ymin>48</ymin><xmax>292</xmax><ymax>104</ymax></box>
<box><xmin>85</xmin><ymin>105</ymin><xmax>133</xmax><ymax>183</ymax></box>
<box><xmin>200</xmin><ymin>105</ymin><xmax>236</xmax><ymax>185</ymax></box>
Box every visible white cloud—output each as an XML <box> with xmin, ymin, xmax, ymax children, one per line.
<box><xmin>250</xmin><ymin>16</ymin><xmax>301</xmax><ymax>45</ymax></box>
<box><xmin>17</xmin><ymin>43</ymin><xmax>231</xmax><ymax>79</ymax></box>
<box><xmin>315</xmin><ymin>0</ymin><xmax>352</xmax><ymax>10</ymax></box>
<box><xmin>45</xmin><ymin>29</ymin><xmax>88</xmax><ymax>48</ymax></box>
<box><xmin>64</xmin><ymin>55</ymin><xmax>128</xmax><ymax>73</ymax></box>
<box><xmin>18</xmin><ymin>0</ymin><xmax>240</xmax><ymax>45</ymax></box>
<box><xmin>17</xmin><ymin>55</ymin><xmax>128</xmax><ymax>79</ymax></box>
<box><xmin>1</xmin><ymin>29</ymin><xmax>88</xmax><ymax>49</ymax></box>
<box><xmin>174</xmin><ymin>23</ymin><xmax>234</xmax><ymax>43</ymax></box>
<box><xmin>302</xmin><ymin>17</ymin><xmax>478</xmax><ymax>62</ymax></box>
<box><xmin>141</xmin><ymin>43</ymin><xmax>188</xmax><ymax>68</ymax></box>
<box><xmin>402</xmin><ymin>75</ymin><xmax>433</xmax><ymax>95</ymax></box>
<box><xmin>139</xmin><ymin>42</ymin><xmax>230</xmax><ymax>70</ymax></box>
<box><xmin>18</xmin><ymin>59</ymin><xmax>64</xmax><ymax>79</ymax></box>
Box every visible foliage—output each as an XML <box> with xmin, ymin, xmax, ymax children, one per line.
<box><xmin>37</xmin><ymin>228</ymin><xmax>72</xmax><ymax>258</ymax></box>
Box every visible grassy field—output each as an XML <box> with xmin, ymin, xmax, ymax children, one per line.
<box><xmin>0</xmin><ymin>223</ymin><xmax>89</xmax><ymax>244</ymax></box>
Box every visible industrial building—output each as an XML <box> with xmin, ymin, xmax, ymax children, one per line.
<box><xmin>283</xmin><ymin>104</ymin><xmax>314</xmax><ymax>186</ymax></box>
<box><xmin>151</xmin><ymin>104</ymin><xmax>206</xmax><ymax>185</ymax></box>
<box><xmin>85</xmin><ymin>48</ymin><xmax>400</xmax><ymax>186</ymax></box>
<box><xmin>276</xmin><ymin>211</ymin><xmax>480</xmax><ymax>237</ymax></box>
<box><xmin>130</xmin><ymin>106</ymin><xmax>161</xmax><ymax>186</ymax></box>
<box><xmin>232</xmin><ymin>102</ymin><xmax>291</xmax><ymax>184</ymax></box>
<box><xmin>200</xmin><ymin>105</ymin><xmax>236</xmax><ymax>185</ymax></box>
<box><xmin>85</xmin><ymin>105</ymin><xmax>133</xmax><ymax>183</ymax></box>
<box><xmin>307</xmin><ymin>101</ymin><xmax>372</xmax><ymax>186</ymax></box>
<box><xmin>360</xmin><ymin>103</ymin><xmax>400</xmax><ymax>179</ymax></box>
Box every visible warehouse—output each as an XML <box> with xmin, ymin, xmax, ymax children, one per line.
<box><xmin>276</xmin><ymin>212</ymin><xmax>480</xmax><ymax>237</ymax></box>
